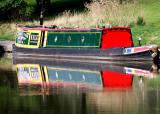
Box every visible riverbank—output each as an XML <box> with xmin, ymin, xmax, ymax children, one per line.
<box><xmin>0</xmin><ymin>41</ymin><xmax>14</xmax><ymax>52</ymax></box>
<box><xmin>0</xmin><ymin>0</ymin><xmax>160</xmax><ymax>46</ymax></box>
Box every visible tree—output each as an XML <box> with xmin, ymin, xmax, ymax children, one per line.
<box><xmin>0</xmin><ymin>0</ymin><xmax>33</xmax><ymax>20</ymax></box>
<box><xmin>36</xmin><ymin>0</ymin><xmax>51</xmax><ymax>12</ymax></box>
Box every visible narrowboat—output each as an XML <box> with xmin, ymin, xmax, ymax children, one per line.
<box><xmin>13</xmin><ymin>25</ymin><xmax>159</xmax><ymax>62</ymax></box>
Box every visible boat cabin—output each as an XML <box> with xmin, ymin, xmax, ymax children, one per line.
<box><xmin>16</xmin><ymin>26</ymin><xmax>133</xmax><ymax>49</ymax></box>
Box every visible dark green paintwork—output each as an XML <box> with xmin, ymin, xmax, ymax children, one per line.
<box><xmin>16</xmin><ymin>29</ymin><xmax>102</xmax><ymax>48</ymax></box>
<box><xmin>45</xmin><ymin>29</ymin><xmax>102</xmax><ymax>48</ymax></box>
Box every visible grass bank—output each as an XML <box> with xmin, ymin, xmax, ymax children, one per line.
<box><xmin>132</xmin><ymin>0</ymin><xmax>160</xmax><ymax>46</ymax></box>
<box><xmin>0</xmin><ymin>0</ymin><xmax>160</xmax><ymax>46</ymax></box>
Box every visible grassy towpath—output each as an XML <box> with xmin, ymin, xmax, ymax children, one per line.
<box><xmin>131</xmin><ymin>0</ymin><xmax>160</xmax><ymax>46</ymax></box>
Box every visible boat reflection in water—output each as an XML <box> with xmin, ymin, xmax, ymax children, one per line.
<box><xmin>16</xmin><ymin>64</ymin><xmax>103</xmax><ymax>95</ymax></box>
<box><xmin>13</xmin><ymin>58</ymin><xmax>159</xmax><ymax>95</ymax></box>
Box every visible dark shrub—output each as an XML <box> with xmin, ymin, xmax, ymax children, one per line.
<box><xmin>136</xmin><ymin>16</ymin><xmax>145</xmax><ymax>26</ymax></box>
<box><xmin>0</xmin><ymin>0</ymin><xmax>33</xmax><ymax>20</ymax></box>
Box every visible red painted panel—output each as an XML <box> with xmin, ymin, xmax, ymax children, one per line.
<box><xmin>101</xmin><ymin>28</ymin><xmax>133</xmax><ymax>49</ymax></box>
<box><xmin>102</xmin><ymin>70</ymin><xmax>133</xmax><ymax>87</ymax></box>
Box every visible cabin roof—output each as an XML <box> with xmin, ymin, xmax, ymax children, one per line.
<box><xmin>16</xmin><ymin>25</ymin><xmax>130</xmax><ymax>31</ymax></box>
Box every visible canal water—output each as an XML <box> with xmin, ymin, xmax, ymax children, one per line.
<box><xmin>0</xmin><ymin>55</ymin><xmax>160</xmax><ymax>114</ymax></box>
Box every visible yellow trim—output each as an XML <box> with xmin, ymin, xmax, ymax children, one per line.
<box><xmin>46</xmin><ymin>66</ymin><xmax>103</xmax><ymax>86</ymax></box>
<box><xmin>48</xmin><ymin>32</ymin><xmax>101</xmax><ymax>34</ymax></box>
<box><xmin>40</xmin><ymin>66</ymin><xmax>45</xmax><ymax>82</ymax></box>
<box><xmin>16</xmin><ymin>64</ymin><xmax>40</xmax><ymax>67</ymax></box>
<box><xmin>15</xmin><ymin>43</ymin><xmax>40</xmax><ymax>48</ymax></box>
<box><xmin>39</xmin><ymin>31</ymin><xmax>44</xmax><ymax>47</ymax></box>
<box><xmin>44</xmin><ymin>31</ymin><xmax>102</xmax><ymax>48</ymax></box>
<box><xmin>46</xmin><ymin>45</ymin><xmax>99</xmax><ymax>48</ymax></box>
<box><xmin>43</xmin><ymin>66</ymin><xmax>49</xmax><ymax>82</ymax></box>
<box><xmin>47</xmin><ymin>67</ymin><xmax>100</xmax><ymax>74</ymax></box>
<box><xmin>43</xmin><ymin>31</ymin><xmax>48</xmax><ymax>47</ymax></box>
<box><xmin>28</xmin><ymin>30</ymin><xmax>41</xmax><ymax>48</ymax></box>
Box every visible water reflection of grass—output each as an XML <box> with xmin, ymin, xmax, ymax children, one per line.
<box><xmin>0</xmin><ymin>86</ymin><xmax>42</xmax><ymax>113</ymax></box>
<box><xmin>133</xmin><ymin>74</ymin><xmax>160</xmax><ymax>89</ymax></box>
<box><xmin>145</xmin><ymin>76</ymin><xmax>160</xmax><ymax>88</ymax></box>
<box><xmin>0</xmin><ymin>56</ymin><xmax>12</xmax><ymax>65</ymax></box>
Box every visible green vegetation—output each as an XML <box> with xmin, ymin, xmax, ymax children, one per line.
<box><xmin>0</xmin><ymin>56</ymin><xmax>12</xmax><ymax>64</ymax></box>
<box><xmin>131</xmin><ymin>0</ymin><xmax>160</xmax><ymax>46</ymax></box>
<box><xmin>0</xmin><ymin>0</ymin><xmax>33</xmax><ymax>20</ymax></box>
<box><xmin>0</xmin><ymin>0</ymin><xmax>160</xmax><ymax>46</ymax></box>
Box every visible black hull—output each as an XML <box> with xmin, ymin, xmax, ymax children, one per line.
<box><xmin>13</xmin><ymin>57</ymin><xmax>155</xmax><ymax>71</ymax></box>
<box><xmin>13</xmin><ymin>45</ymin><xmax>155</xmax><ymax>62</ymax></box>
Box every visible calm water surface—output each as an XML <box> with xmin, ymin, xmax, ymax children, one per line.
<box><xmin>0</xmin><ymin>56</ymin><xmax>160</xmax><ymax>114</ymax></box>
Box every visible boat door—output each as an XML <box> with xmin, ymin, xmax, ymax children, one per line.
<box><xmin>16</xmin><ymin>28</ymin><xmax>42</xmax><ymax>48</ymax></box>
<box><xmin>28</xmin><ymin>30</ymin><xmax>42</xmax><ymax>48</ymax></box>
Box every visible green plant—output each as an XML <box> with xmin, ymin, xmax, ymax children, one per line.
<box><xmin>129</xmin><ymin>21</ymin><xmax>135</xmax><ymax>27</ymax></box>
<box><xmin>136</xmin><ymin>16</ymin><xmax>145</xmax><ymax>26</ymax></box>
